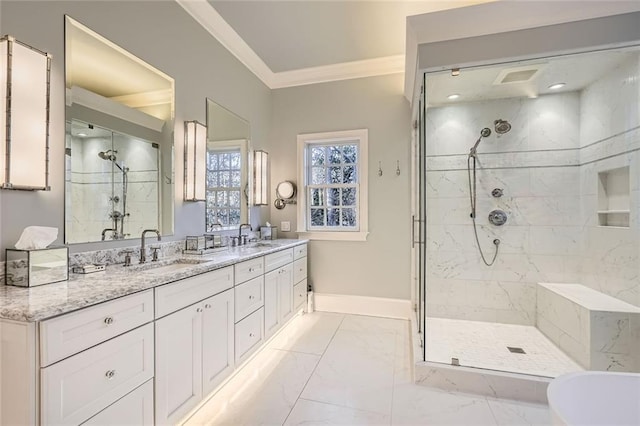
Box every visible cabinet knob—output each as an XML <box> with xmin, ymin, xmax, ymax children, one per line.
<box><xmin>205</xmin><ymin>304</ymin><xmax>212</xmax><ymax>309</ymax></box>
<box><xmin>197</xmin><ymin>307</ymin><xmax>203</xmax><ymax>313</ymax></box>
<box><xmin>249</xmin><ymin>295</ymin><xmax>254</xmax><ymax>300</ymax></box>
<box><xmin>105</xmin><ymin>370</ymin><xmax>116</xmax><ymax>379</ymax></box>
<box><xmin>248</xmin><ymin>267</ymin><xmax>254</xmax><ymax>272</ymax></box>
<box><xmin>104</xmin><ymin>317</ymin><xmax>114</xmax><ymax>325</ymax></box>
<box><xmin>249</xmin><ymin>333</ymin><xmax>254</xmax><ymax>337</ymax></box>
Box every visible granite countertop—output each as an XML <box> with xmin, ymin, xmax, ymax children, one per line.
<box><xmin>0</xmin><ymin>239</ymin><xmax>307</xmax><ymax>322</ymax></box>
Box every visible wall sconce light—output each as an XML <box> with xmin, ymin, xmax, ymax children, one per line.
<box><xmin>184</xmin><ymin>120</ymin><xmax>206</xmax><ymax>201</ymax></box>
<box><xmin>1</xmin><ymin>35</ymin><xmax>51</xmax><ymax>190</ymax></box>
<box><xmin>253</xmin><ymin>150</ymin><xmax>268</xmax><ymax>206</ymax></box>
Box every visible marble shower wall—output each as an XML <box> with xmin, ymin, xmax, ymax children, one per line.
<box><xmin>426</xmin><ymin>52</ymin><xmax>640</xmax><ymax>327</ymax></box>
<box><xmin>578</xmin><ymin>54</ymin><xmax>640</xmax><ymax>308</ymax></box>
<box><xmin>426</xmin><ymin>92</ymin><xmax>582</xmax><ymax>326</ymax></box>
<box><xmin>66</xmin><ymin>133</ymin><xmax>160</xmax><ymax>243</ymax></box>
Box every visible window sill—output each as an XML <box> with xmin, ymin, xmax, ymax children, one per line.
<box><xmin>297</xmin><ymin>231</ymin><xmax>369</xmax><ymax>242</ymax></box>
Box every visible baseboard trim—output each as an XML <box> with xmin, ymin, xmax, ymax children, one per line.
<box><xmin>313</xmin><ymin>293</ymin><xmax>412</xmax><ymax>319</ymax></box>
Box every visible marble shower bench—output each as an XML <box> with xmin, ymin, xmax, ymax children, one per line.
<box><xmin>537</xmin><ymin>283</ymin><xmax>640</xmax><ymax>373</ymax></box>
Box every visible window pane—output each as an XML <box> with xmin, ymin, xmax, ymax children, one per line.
<box><xmin>220</xmin><ymin>153</ymin><xmax>230</xmax><ymax>169</ymax></box>
<box><xmin>342</xmin><ymin>187</ymin><xmax>356</xmax><ymax>206</ymax></box>
<box><xmin>229</xmin><ymin>190</ymin><xmax>240</xmax><ymax>207</ymax></box>
<box><xmin>230</xmin><ymin>152</ymin><xmax>241</xmax><ymax>169</ymax></box>
<box><xmin>343</xmin><ymin>145</ymin><xmax>357</xmax><ymax>163</ymax></box>
<box><xmin>231</xmin><ymin>171</ymin><xmax>241</xmax><ymax>187</ymax></box>
<box><xmin>217</xmin><ymin>209</ymin><xmax>229</xmax><ymax>225</ymax></box>
<box><xmin>329</xmin><ymin>146</ymin><xmax>341</xmax><ymax>164</ymax></box>
<box><xmin>216</xmin><ymin>191</ymin><xmax>227</xmax><ymax>206</ymax></box>
<box><xmin>229</xmin><ymin>209</ymin><xmax>241</xmax><ymax>225</ymax></box>
<box><xmin>329</xmin><ymin>167</ymin><xmax>342</xmax><ymax>184</ymax></box>
<box><xmin>310</xmin><ymin>188</ymin><xmax>323</xmax><ymax>206</ymax></box>
<box><xmin>206</xmin><ymin>191</ymin><xmax>216</xmax><ymax>209</ymax></box>
<box><xmin>310</xmin><ymin>208</ymin><xmax>325</xmax><ymax>226</ymax></box>
<box><xmin>206</xmin><ymin>171</ymin><xmax>217</xmax><ymax>188</ymax></box>
<box><xmin>207</xmin><ymin>152</ymin><xmax>218</xmax><ymax>169</ymax></box>
<box><xmin>311</xmin><ymin>147</ymin><xmax>325</xmax><ymax>166</ymax></box>
<box><xmin>219</xmin><ymin>171</ymin><xmax>231</xmax><ymax>187</ymax></box>
<box><xmin>311</xmin><ymin>167</ymin><xmax>325</xmax><ymax>184</ymax></box>
<box><xmin>343</xmin><ymin>165</ymin><xmax>356</xmax><ymax>184</ymax></box>
<box><xmin>327</xmin><ymin>208</ymin><xmax>340</xmax><ymax>226</ymax></box>
<box><xmin>327</xmin><ymin>188</ymin><xmax>340</xmax><ymax>206</ymax></box>
<box><xmin>342</xmin><ymin>208</ymin><xmax>357</xmax><ymax>227</ymax></box>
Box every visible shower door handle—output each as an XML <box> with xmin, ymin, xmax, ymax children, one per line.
<box><xmin>412</xmin><ymin>215</ymin><xmax>423</xmax><ymax>248</ymax></box>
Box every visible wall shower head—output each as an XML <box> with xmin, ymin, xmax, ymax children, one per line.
<box><xmin>98</xmin><ymin>150</ymin><xmax>117</xmax><ymax>161</ymax></box>
<box><xmin>494</xmin><ymin>119</ymin><xmax>511</xmax><ymax>134</ymax></box>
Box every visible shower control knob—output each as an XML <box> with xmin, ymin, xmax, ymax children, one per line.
<box><xmin>491</xmin><ymin>188</ymin><xmax>504</xmax><ymax>198</ymax></box>
<box><xmin>488</xmin><ymin>210</ymin><xmax>508</xmax><ymax>226</ymax></box>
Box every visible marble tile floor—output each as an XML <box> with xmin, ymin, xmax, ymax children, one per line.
<box><xmin>425</xmin><ymin>317</ymin><xmax>583</xmax><ymax>377</ymax></box>
<box><xmin>184</xmin><ymin>312</ymin><xmax>551</xmax><ymax>425</ymax></box>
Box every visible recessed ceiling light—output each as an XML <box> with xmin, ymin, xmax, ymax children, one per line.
<box><xmin>447</xmin><ymin>94</ymin><xmax>461</xmax><ymax>100</ymax></box>
<box><xmin>548</xmin><ymin>83</ymin><xmax>566</xmax><ymax>90</ymax></box>
<box><xmin>77</xmin><ymin>133</ymin><xmax>87</xmax><ymax>137</ymax></box>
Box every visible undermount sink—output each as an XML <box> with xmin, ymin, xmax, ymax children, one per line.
<box><xmin>122</xmin><ymin>257</ymin><xmax>212</xmax><ymax>273</ymax></box>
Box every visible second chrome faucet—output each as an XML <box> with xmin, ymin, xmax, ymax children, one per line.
<box><xmin>140</xmin><ymin>229</ymin><xmax>161</xmax><ymax>263</ymax></box>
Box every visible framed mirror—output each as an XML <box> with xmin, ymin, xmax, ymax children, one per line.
<box><xmin>64</xmin><ymin>17</ymin><xmax>175</xmax><ymax>243</ymax></box>
<box><xmin>205</xmin><ymin>99</ymin><xmax>250</xmax><ymax>231</ymax></box>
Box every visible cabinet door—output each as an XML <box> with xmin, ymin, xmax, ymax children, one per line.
<box><xmin>264</xmin><ymin>269</ymin><xmax>279</xmax><ymax>339</ymax></box>
<box><xmin>155</xmin><ymin>304</ymin><xmax>203</xmax><ymax>425</ymax></box>
<box><xmin>278</xmin><ymin>263</ymin><xmax>294</xmax><ymax>324</ymax></box>
<box><xmin>83</xmin><ymin>379</ymin><xmax>154</xmax><ymax>426</ymax></box>
<box><xmin>202</xmin><ymin>289</ymin><xmax>235</xmax><ymax>396</ymax></box>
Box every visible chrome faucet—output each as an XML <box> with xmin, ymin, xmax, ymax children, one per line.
<box><xmin>238</xmin><ymin>224</ymin><xmax>252</xmax><ymax>245</ymax></box>
<box><xmin>140</xmin><ymin>229</ymin><xmax>161</xmax><ymax>263</ymax></box>
<box><xmin>101</xmin><ymin>228</ymin><xmax>116</xmax><ymax>241</ymax></box>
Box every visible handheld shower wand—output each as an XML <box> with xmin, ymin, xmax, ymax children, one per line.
<box><xmin>469</xmin><ymin>128</ymin><xmax>491</xmax><ymax>157</ymax></box>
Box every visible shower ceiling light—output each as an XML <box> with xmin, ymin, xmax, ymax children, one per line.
<box><xmin>548</xmin><ymin>83</ymin><xmax>566</xmax><ymax>90</ymax></box>
<box><xmin>77</xmin><ymin>133</ymin><xmax>87</xmax><ymax>137</ymax></box>
<box><xmin>447</xmin><ymin>94</ymin><xmax>461</xmax><ymax>100</ymax></box>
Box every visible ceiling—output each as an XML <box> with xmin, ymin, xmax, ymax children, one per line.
<box><xmin>208</xmin><ymin>0</ymin><xmax>488</xmax><ymax>73</ymax></box>
<box><xmin>425</xmin><ymin>46</ymin><xmax>640</xmax><ymax>106</ymax></box>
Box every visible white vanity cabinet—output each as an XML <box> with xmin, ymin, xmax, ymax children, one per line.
<box><xmin>264</xmin><ymin>253</ymin><xmax>295</xmax><ymax>339</ymax></box>
<box><xmin>155</xmin><ymin>288</ymin><xmax>234</xmax><ymax>425</ymax></box>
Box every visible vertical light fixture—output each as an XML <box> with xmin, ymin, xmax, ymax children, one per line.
<box><xmin>253</xmin><ymin>150</ymin><xmax>268</xmax><ymax>206</ymax></box>
<box><xmin>0</xmin><ymin>35</ymin><xmax>51</xmax><ymax>190</ymax></box>
<box><xmin>184</xmin><ymin>120</ymin><xmax>206</xmax><ymax>201</ymax></box>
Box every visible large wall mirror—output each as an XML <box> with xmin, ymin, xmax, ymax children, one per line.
<box><xmin>206</xmin><ymin>99</ymin><xmax>250</xmax><ymax>231</ymax></box>
<box><xmin>64</xmin><ymin>16</ymin><xmax>175</xmax><ymax>243</ymax></box>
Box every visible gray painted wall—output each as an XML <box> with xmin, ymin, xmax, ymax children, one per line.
<box><xmin>269</xmin><ymin>74</ymin><xmax>412</xmax><ymax>300</ymax></box>
<box><xmin>0</xmin><ymin>1</ymin><xmax>272</xmax><ymax>258</ymax></box>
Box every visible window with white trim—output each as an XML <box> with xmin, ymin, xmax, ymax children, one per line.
<box><xmin>297</xmin><ymin>129</ymin><xmax>368</xmax><ymax>241</ymax></box>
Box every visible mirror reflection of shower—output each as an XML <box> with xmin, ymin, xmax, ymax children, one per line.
<box><xmin>97</xmin><ymin>149</ymin><xmax>130</xmax><ymax>240</ymax></box>
<box><xmin>467</xmin><ymin>119</ymin><xmax>512</xmax><ymax>266</ymax></box>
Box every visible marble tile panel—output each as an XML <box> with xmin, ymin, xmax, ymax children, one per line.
<box><xmin>527</xmin><ymin>92</ymin><xmax>580</xmax><ymax>152</ymax></box>
<box><xmin>300</xmin><ymin>329</ymin><xmax>396</xmax><ymax>415</ymax></box>
<box><xmin>486</xmin><ymin>398</ymin><xmax>551</xmax><ymax>426</ymax></box>
<box><xmin>392</xmin><ymin>384</ymin><xmax>497</xmax><ymax>426</ymax></box>
<box><xmin>529</xmin><ymin>167</ymin><xmax>579</xmax><ymax>197</ymax></box>
<box><xmin>284</xmin><ymin>399</ymin><xmax>390</xmax><ymax>426</ymax></box>
<box><xmin>589</xmin><ymin>351</ymin><xmax>637</xmax><ymax>373</ymax></box>
<box><xmin>426</xmin><ymin>170</ymin><xmax>470</xmax><ymax>199</ymax></box>
<box><xmin>536</xmin><ymin>316</ymin><xmax>588</xmax><ymax>369</ymax></box>
<box><xmin>268</xmin><ymin>312</ymin><xmax>345</xmax><ymax>355</ymax></box>
<box><xmin>590</xmin><ymin>312</ymin><xmax>632</xmax><ymax>355</ymax></box>
<box><xmin>529</xmin><ymin>226</ymin><xmax>581</xmax><ymax>256</ymax></box>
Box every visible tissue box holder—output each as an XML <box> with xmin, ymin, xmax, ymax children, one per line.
<box><xmin>260</xmin><ymin>226</ymin><xmax>277</xmax><ymax>240</ymax></box>
<box><xmin>5</xmin><ymin>246</ymin><xmax>69</xmax><ymax>287</ymax></box>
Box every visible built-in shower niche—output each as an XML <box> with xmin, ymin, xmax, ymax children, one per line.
<box><xmin>597</xmin><ymin>166</ymin><xmax>630</xmax><ymax>228</ymax></box>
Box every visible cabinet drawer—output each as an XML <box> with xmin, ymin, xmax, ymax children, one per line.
<box><xmin>41</xmin><ymin>323</ymin><xmax>154</xmax><ymax>426</ymax></box>
<box><xmin>294</xmin><ymin>244</ymin><xmax>307</xmax><ymax>260</ymax></box>
<box><xmin>293</xmin><ymin>257</ymin><xmax>307</xmax><ymax>284</ymax></box>
<box><xmin>40</xmin><ymin>290</ymin><xmax>154</xmax><ymax>366</ymax></box>
<box><xmin>83</xmin><ymin>379</ymin><xmax>154</xmax><ymax>425</ymax></box>
<box><xmin>264</xmin><ymin>248</ymin><xmax>294</xmax><ymax>273</ymax></box>
<box><xmin>235</xmin><ymin>276</ymin><xmax>264</xmax><ymax>322</ymax></box>
<box><xmin>155</xmin><ymin>266</ymin><xmax>233</xmax><ymax>318</ymax></box>
<box><xmin>235</xmin><ymin>307</ymin><xmax>264</xmax><ymax>364</ymax></box>
<box><xmin>293</xmin><ymin>280</ymin><xmax>307</xmax><ymax>311</ymax></box>
<box><xmin>234</xmin><ymin>257</ymin><xmax>264</xmax><ymax>285</ymax></box>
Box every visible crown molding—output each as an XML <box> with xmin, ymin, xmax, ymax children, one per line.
<box><xmin>176</xmin><ymin>0</ymin><xmax>404</xmax><ymax>89</ymax></box>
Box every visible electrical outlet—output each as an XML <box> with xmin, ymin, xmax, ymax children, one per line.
<box><xmin>281</xmin><ymin>221</ymin><xmax>291</xmax><ymax>232</ymax></box>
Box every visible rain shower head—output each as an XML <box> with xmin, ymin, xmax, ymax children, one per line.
<box><xmin>494</xmin><ymin>119</ymin><xmax>511</xmax><ymax>134</ymax></box>
<box><xmin>98</xmin><ymin>150</ymin><xmax>117</xmax><ymax>161</ymax></box>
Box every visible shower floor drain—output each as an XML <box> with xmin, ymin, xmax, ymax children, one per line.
<box><xmin>507</xmin><ymin>346</ymin><xmax>526</xmax><ymax>354</ymax></box>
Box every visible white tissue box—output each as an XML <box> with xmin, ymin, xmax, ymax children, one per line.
<box><xmin>5</xmin><ymin>247</ymin><xmax>69</xmax><ymax>287</ymax></box>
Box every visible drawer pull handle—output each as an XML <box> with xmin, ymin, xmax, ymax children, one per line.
<box><xmin>205</xmin><ymin>304</ymin><xmax>212</xmax><ymax>309</ymax></box>
<box><xmin>104</xmin><ymin>317</ymin><xmax>114</xmax><ymax>325</ymax></box>
<box><xmin>105</xmin><ymin>370</ymin><xmax>116</xmax><ymax>379</ymax></box>
<box><xmin>197</xmin><ymin>307</ymin><xmax>203</xmax><ymax>313</ymax></box>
